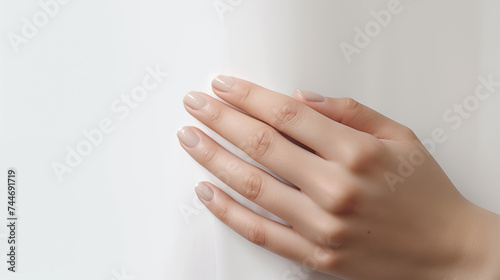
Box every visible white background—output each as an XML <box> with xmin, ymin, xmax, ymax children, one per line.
<box><xmin>1</xmin><ymin>1</ymin><xmax>499</xmax><ymax>280</ymax></box>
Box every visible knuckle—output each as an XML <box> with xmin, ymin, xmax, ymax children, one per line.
<box><xmin>320</xmin><ymin>180</ymin><xmax>359</xmax><ymax>215</ymax></box>
<box><xmin>400</xmin><ymin>126</ymin><xmax>417</xmax><ymax>140</ymax></box>
<box><xmin>235</xmin><ymin>84</ymin><xmax>253</xmax><ymax>102</ymax></box>
<box><xmin>207</xmin><ymin>104</ymin><xmax>225</xmax><ymax>124</ymax></box>
<box><xmin>272</xmin><ymin>100</ymin><xmax>301</xmax><ymax>129</ymax></box>
<box><xmin>303</xmin><ymin>249</ymin><xmax>340</xmax><ymax>271</ymax></box>
<box><xmin>337</xmin><ymin>98</ymin><xmax>363</xmax><ymax>124</ymax></box>
<box><xmin>246</xmin><ymin>222</ymin><xmax>266</xmax><ymax>247</ymax></box>
<box><xmin>242</xmin><ymin>173</ymin><xmax>263</xmax><ymax>201</ymax></box>
<box><xmin>216</xmin><ymin>205</ymin><xmax>230</xmax><ymax>224</ymax></box>
<box><xmin>343</xmin><ymin>97</ymin><xmax>362</xmax><ymax>112</ymax></box>
<box><xmin>315</xmin><ymin>221</ymin><xmax>348</xmax><ymax>247</ymax></box>
<box><xmin>344</xmin><ymin>139</ymin><xmax>385</xmax><ymax>173</ymax></box>
<box><xmin>333</xmin><ymin>187</ymin><xmax>359</xmax><ymax>215</ymax></box>
<box><xmin>245</xmin><ymin>127</ymin><xmax>275</xmax><ymax>159</ymax></box>
<box><xmin>316</xmin><ymin>251</ymin><xmax>342</xmax><ymax>271</ymax></box>
<box><xmin>200</xmin><ymin>146</ymin><xmax>218</xmax><ymax>166</ymax></box>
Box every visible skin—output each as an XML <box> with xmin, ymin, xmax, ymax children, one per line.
<box><xmin>177</xmin><ymin>76</ymin><xmax>500</xmax><ymax>280</ymax></box>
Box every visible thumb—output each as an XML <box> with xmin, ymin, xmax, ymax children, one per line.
<box><xmin>294</xmin><ymin>90</ymin><xmax>414</xmax><ymax>141</ymax></box>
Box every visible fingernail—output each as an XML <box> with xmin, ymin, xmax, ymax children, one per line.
<box><xmin>297</xmin><ymin>90</ymin><xmax>325</xmax><ymax>102</ymax></box>
<box><xmin>177</xmin><ymin>127</ymin><xmax>200</xmax><ymax>147</ymax></box>
<box><xmin>184</xmin><ymin>91</ymin><xmax>207</xmax><ymax>110</ymax></box>
<box><xmin>212</xmin><ymin>75</ymin><xmax>235</xmax><ymax>92</ymax></box>
<box><xmin>195</xmin><ymin>182</ymin><xmax>214</xmax><ymax>201</ymax></box>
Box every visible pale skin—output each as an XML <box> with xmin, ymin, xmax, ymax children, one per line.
<box><xmin>177</xmin><ymin>75</ymin><xmax>500</xmax><ymax>280</ymax></box>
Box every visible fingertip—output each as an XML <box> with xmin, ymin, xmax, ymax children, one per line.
<box><xmin>296</xmin><ymin>89</ymin><xmax>326</xmax><ymax>102</ymax></box>
<box><xmin>195</xmin><ymin>181</ymin><xmax>214</xmax><ymax>202</ymax></box>
<box><xmin>177</xmin><ymin>126</ymin><xmax>200</xmax><ymax>148</ymax></box>
<box><xmin>293</xmin><ymin>90</ymin><xmax>304</xmax><ymax>100</ymax></box>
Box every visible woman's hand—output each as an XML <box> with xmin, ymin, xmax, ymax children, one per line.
<box><xmin>177</xmin><ymin>75</ymin><xmax>500</xmax><ymax>280</ymax></box>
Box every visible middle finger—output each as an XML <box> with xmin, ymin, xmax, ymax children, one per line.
<box><xmin>183</xmin><ymin>91</ymin><xmax>327</xmax><ymax>191</ymax></box>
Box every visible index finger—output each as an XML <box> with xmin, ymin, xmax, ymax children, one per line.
<box><xmin>211</xmin><ymin>75</ymin><xmax>363</xmax><ymax>160</ymax></box>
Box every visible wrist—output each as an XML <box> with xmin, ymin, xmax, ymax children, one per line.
<box><xmin>452</xmin><ymin>202</ymin><xmax>500</xmax><ymax>280</ymax></box>
<box><xmin>478</xmin><ymin>207</ymin><xmax>500</xmax><ymax>280</ymax></box>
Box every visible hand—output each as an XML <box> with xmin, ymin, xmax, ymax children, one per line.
<box><xmin>177</xmin><ymin>75</ymin><xmax>500</xmax><ymax>280</ymax></box>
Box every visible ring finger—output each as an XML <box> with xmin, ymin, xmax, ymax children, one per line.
<box><xmin>177</xmin><ymin>126</ymin><xmax>319</xmax><ymax>227</ymax></box>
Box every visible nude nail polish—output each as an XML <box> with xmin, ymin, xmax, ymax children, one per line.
<box><xmin>297</xmin><ymin>89</ymin><xmax>325</xmax><ymax>102</ymax></box>
<box><xmin>195</xmin><ymin>182</ymin><xmax>214</xmax><ymax>201</ymax></box>
<box><xmin>212</xmin><ymin>75</ymin><xmax>236</xmax><ymax>92</ymax></box>
<box><xmin>177</xmin><ymin>127</ymin><xmax>200</xmax><ymax>147</ymax></box>
<box><xmin>184</xmin><ymin>91</ymin><xmax>207</xmax><ymax>110</ymax></box>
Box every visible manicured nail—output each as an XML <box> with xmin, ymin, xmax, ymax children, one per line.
<box><xmin>195</xmin><ymin>182</ymin><xmax>214</xmax><ymax>201</ymax></box>
<box><xmin>297</xmin><ymin>90</ymin><xmax>325</xmax><ymax>102</ymax></box>
<box><xmin>177</xmin><ymin>127</ymin><xmax>200</xmax><ymax>147</ymax></box>
<box><xmin>212</xmin><ymin>75</ymin><xmax>235</xmax><ymax>92</ymax></box>
<box><xmin>184</xmin><ymin>91</ymin><xmax>207</xmax><ymax>110</ymax></box>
